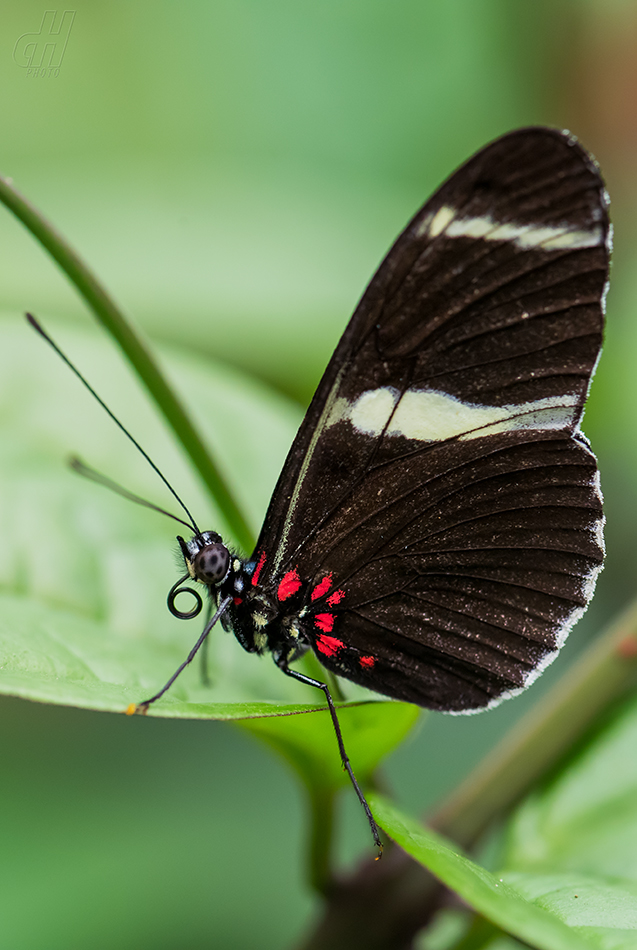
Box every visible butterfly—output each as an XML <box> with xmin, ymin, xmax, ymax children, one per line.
<box><xmin>31</xmin><ymin>126</ymin><xmax>610</xmax><ymax>853</ymax></box>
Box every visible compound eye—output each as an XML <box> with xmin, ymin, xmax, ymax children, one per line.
<box><xmin>193</xmin><ymin>542</ymin><xmax>230</xmax><ymax>584</ymax></box>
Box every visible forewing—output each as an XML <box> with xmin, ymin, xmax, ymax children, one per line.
<box><xmin>253</xmin><ymin>127</ymin><xmax>609</xmax><ymax>711</ymax></box>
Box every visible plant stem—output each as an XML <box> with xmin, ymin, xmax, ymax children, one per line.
<box><xmin>307</xmin><ymin>784</ymin><xmax>337</xmax><ymax>896</ymax></box>
<box><xmin>0</xmin><ymin>173</ymin><xmax>254</xmax><ymax>553</ymax></box>
<box><xmin>429</xmin><ymin>596</ymin><xmax>637</xmax><ymax>848</ymax></box>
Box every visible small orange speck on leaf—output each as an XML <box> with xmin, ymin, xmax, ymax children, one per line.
<box><xmin>125</xmin><ymin>703</ymin><xmax>137</xmax><ymax>716</ymax></box>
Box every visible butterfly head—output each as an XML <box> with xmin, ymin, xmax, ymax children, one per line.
<box><xmin>177</xmin><ymin>531</ymin><xmax>231</xmax><ymax>587</ymax></box>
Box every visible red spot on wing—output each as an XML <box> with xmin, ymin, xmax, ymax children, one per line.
<box><xmin>311</xmin><ymin>574</ymin><xmax>333</xmax><ymax>601</ymax></box>
<box><xmin>252</xmin><ymin>551</ymin><xmax>266</xmax><ymax>587</ymax></box>
<box><xmin>314</xmin><ymin>613</ymin><xmax>335</xmax><ymax>633</ymax></box>
<box><xmin>327</xmin><ymin>589</ymin><xmax>345</xmax><ymax>606</ymax></box>
<box><xmin>360</xmin><ymin>655</ymin><xmax>375</xmax><ymax>669</ymax></box>
<box><xmin>316</xmin><ymin>634</ymin><xmax>344</xmax><ymax>658</ymax></box>
<box><xmin>278</xmin><ymin>567</ymin><xmax>302</xmax><ymax>601</ymax></box>
<box><xmin>233</xmin><ymin>596</ymin><xmax>243</xmax><ymax>606</ymax></box>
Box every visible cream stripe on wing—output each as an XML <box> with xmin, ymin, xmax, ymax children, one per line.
<box><xmin>415</xmin><ymin>204</ymin><xmax>604</xmax><ymax>250</ymax></box>
<box><xmin>327</xmin><ymin>387</ymin><xmax>580</xmax><ymax>442</ymax></box>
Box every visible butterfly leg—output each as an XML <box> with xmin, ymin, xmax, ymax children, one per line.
<box><xmin>276</xmin><ymin>657</ymin><xmax>383</xmax><ymax>857</ymax></box>
<box><xmin>199</xmin><ymin>600</ymin><xmax>213</xmax><ymax>687</ymax></box>
<box><xmin>128</xmin><ymin>595</ymin><xmax>232</xmax><ymax>714</ymax></box>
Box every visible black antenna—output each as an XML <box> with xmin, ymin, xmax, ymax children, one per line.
<box><xmin>69</xmin><ymin>457</ymin><xmax>196</xmax><ymax>531</ymax></box>
<box><xmin>27</xmin><ymin>313</ymin><xmax>201</xmax><ymax>536</ymax></box>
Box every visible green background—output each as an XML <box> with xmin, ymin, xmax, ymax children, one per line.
<box><xmin>1</xmin><ymin>0</ymin><xmax>636</xmax><ymax>946</ymax></box>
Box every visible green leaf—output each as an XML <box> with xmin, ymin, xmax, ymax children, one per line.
<box><xmin>497</xmin><ymin>874</ymin><xmax>637</xmax><ymax>950</ymax></box>
<box><xmin>370</xmin><ymin>794</ymin><xmax>593</xmax><ymax>950</ymax></box>
<box><xmin>0</xmin><ymin>589</ymin><xmax>380</xmax><ymax>722</ymax></box>
<box><xmin>240</xmin><ymin>701</ymin><xmax>420</xmax><ymax>792</ymax></box>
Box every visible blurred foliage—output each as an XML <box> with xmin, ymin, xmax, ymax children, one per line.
<box><xmin>0</xmin><ymin>0</ymin><xmax>561</xmax><ymax>404</ymax></box>
<box><xmin>381</xmin><ymin>691</ymin><xmax>637</xmax><ymax>948</ymax></box>
<box><xmin>419</xmin><ymin>688</ymin><xmax>637</xmax><ymax>948</ymax></box>
<box><xmin>1</xmin><ymin>0</ymin><xmax>637</xmax><ymax>947</ymax></box>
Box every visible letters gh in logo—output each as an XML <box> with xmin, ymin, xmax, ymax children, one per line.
<box><xmin>14</xmin><ymin>11</ymin><xmax>75</xmax><ymax>72</ymax></box>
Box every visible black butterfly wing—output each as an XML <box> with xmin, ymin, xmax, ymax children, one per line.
<box><xmin>253</xmin><ymin>127</ymin><xmax>609</xmax><ymax>712</ymax></box>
